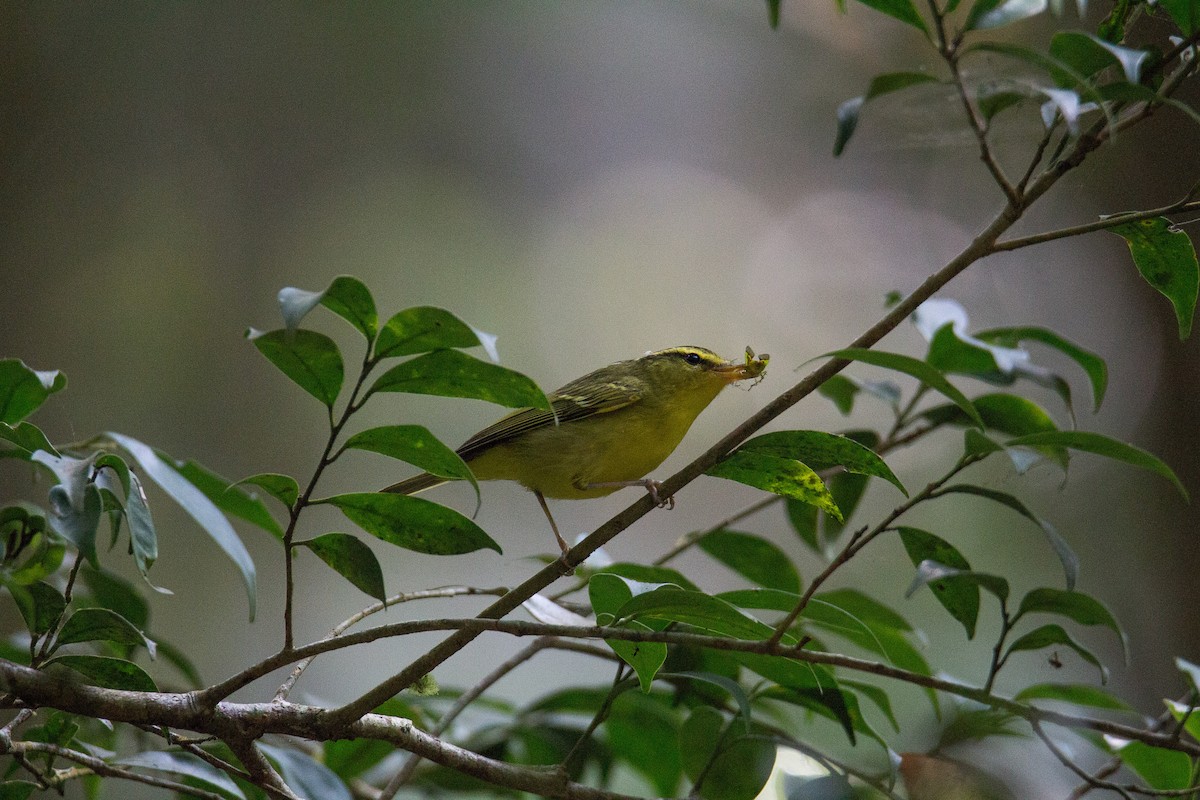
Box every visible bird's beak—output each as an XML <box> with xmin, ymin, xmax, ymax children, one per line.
<box><xmin>717</xmin><ymin>348</ymin><xmax>769</xmax><ymax>383</ymax></box>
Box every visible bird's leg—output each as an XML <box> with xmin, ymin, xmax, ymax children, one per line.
<box><xmin>534</xmin><ymin>490</ymin><xmax>573</xmax><ymax>570</ymax></box>
<box><xmin>581</xmin><ymin>479</ymin><xmax>675</xmax><ymax>510</ymax></box>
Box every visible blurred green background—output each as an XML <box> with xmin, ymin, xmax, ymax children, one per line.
<box><xmin>3</xmin><ymin>3</ymin><xmax>1198</xmax><ymax>796</ymax></box>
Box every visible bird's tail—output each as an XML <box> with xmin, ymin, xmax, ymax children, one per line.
<box><xmin>380</xmin><ymin>472</ymin><xmax>447</xmax><ymax>495</ymax></box>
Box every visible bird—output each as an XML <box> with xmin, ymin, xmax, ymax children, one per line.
<box><xmin>381</xmin><ymin>345</ymin><xmax>768</xmax><ymax>557</ymax></box>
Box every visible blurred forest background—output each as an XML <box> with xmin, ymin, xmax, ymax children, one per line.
<box><xmin>2</xmin><ymin>3</ymin><xmax>1198</xmax><ymax>794</ymax></box>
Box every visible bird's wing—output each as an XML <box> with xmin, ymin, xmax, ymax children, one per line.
<box><xmin>456</xmin><ymin>371</ymin><xmax>644</xmax><ymax>461</ymax></box>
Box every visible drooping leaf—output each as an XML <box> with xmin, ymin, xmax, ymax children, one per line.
<box><xmin>9</xmin><ymin>581</ymin><xmax>66</xmax><ymax>636</ymax></box>
<box><xmin>1006</xmin><ymin>430</ymin><xmax>1189</xmax><ymax>501</ymax></box>
<box><xmin>81</xmin><ymin>568</ymin><xmax>149</xmax><ymax>630</ymax></box>
<box><xmin>117</xmin><ymin>751</ymin><xmax>246</xmax><ymax>800</ymax></box>
<box><xmin>608</xmin><ymin>619</ymin><xmax>667</xmax><ymax>693</ymax></box>
<box><xmin>737</xmin><ymin>430</ymin><xmax>906</xmax><ymax>496</ymax></box>
<box><xmin>44</xmin><ymin>654</ymin><xmax>157</xmax><ymax>692</ymax></box>
<box><xmin>1157</xmin><ymin>0</ymin><xmax>1199</xmax><ymax>34</ymax></box>
<box><xmin>299</xmin><ymin>533</ymin><xmax>387</xmax><ymax>603</ymax></box>
<box><xmin>1016</xmin><ymin>587</ymin><xmax>1128</xmax><ymax>661</ymax></box>
<box><xmin>231</xmin><ymin>472</ymin><xmax>300</xmax><ymax>516</ymax></box>
<box><xmin>108</xmin><ymin>434</ymin><xmax>256</xmax><ymax>620</ymax></box>
<box><xmin>666</xmin><ymin>671</ymin><xmax>754</xmax><ymax>729</ymax></box>
<box><xmin>905</xmin><ymin>561</ymin><xmax>1010</xmax><ymax>604</ymax></box>
<box><xmin>53</xmin><ymin>608</ymin><xmax>155</xmax><ymax>658</ymax></box>
<box><xmin>246</xmin><ymin>328</ymin><xmax>344</xmax><ymax>408</ymax></box>
<box><xmin>374</xmin><ymin>306</ymin><xmax>485</xmax><ymax>359</ymax></box>
<box><xmin>854</xmin><ymin>0</ymin><xmax>929</xmax><ymax>33</ymax></box>
<box><xmin>616</xmin><ymin>586</ymin><xmax>780</xmax><ymax>641</ymax></box>
<box><xmin>1109</xmin><ymin>216</ymin><xmax>1199</xmax><ymax>340</ymax></box>
<box><xmin>1004</xmin><ymin>624</ymin><xmax>1107</xmax><ymax>682</ymax></box>
<box><xmin>124</xmin><ymin>473</ymin><xmax>157</xmax><ymax>576</ymax></box>
<box><xmin>0</xmin><ymin>360</ymin><xmax>65</xmax><ymax>425</ymax></box>
<box><xmin>278</xmin><ymin>275</ymin><xmax>379</xmax><ymax>342</ymax></box>
<box><xmin>898</xmin><ymin>527</ymin><xmax>980</xmax><ymax>638</ymax></box>
<box><xmin>0</xmin><ymin>421</ymin><xmax>58</xmax><ymax>457</ymax></box>
<box><xmin>1049</xmin><ymin>32</ymin><xmax>1149</xmax><ymax>86</ymax></box>
<box><xmin>1111</xmin><ymin>740</ymin><xmax>1193</xmax><ymax>790</ymax></box>
<box><xmin>698</xmin><ymin>529</ymin><xmax>801</xmax><ymax>593</ymax></box>
<box><xmin>1014</xmin><ymin>683</ymin><xmax>1133</xmax><ymax>711</ymax></box>
<box><xmin>833</xmin><ymin>71</ymin><xmax>939</xmax><ymax>155</ymax></box>
<box><xmin>694</xmin><ymin>734</ymin><xmax>777</xmax><ymax>800</ymax></box>
<box><xmin>172</xmin><ymin>459</ymin><xmax>287</xmax><ymax>539</ymax></box>
<box><xmin>936</xmin><ymin>484</ymin><xmax>1078</xmax><ymax>590</ymax></box>
<box><xmin>966</xmin><ymin>0</ymin><xmax>1048</xmax><ymax>31</ymax></box>
<box><xmin>47</xmin><ymin>482</ymin><xmax>101</xmax><ymax>568</ymax></box>
<box><xmin>605</xmin><ymin>692</ymin><xmax>683</xmax><ymax>797</ymax></box>
<box><xmin>975</xmin><ymin>326</ymin><xmax>1107</xmax><ymax>413</ymax></box>
<box><xmin>680</xmin><ymin>705</ymin><xmax>726</xmax><ymax>782</ymax></box>
<box><xmin>825</xmin><ymin>348</ymin><xmax>983</xmax><ymax>428</ymax></box>
<box><xmin>369</xmin><ymin>348</ymin><xmax>549</xmax><ymax>410</ymax></box>
<box><xmin>322</xmin><ymin>492</ymin><xmax>501</xmax><ymax>555</ymax></box>
<box><xmin>707</xmin><ymin>450</ymin><xmax>842</xmax><ymax>521</ymax></box>
<box><xmin>596</xmin><ymin>563</ymin><xmax>699</xmax><ymax>592</ymax></box>
<box><xmin>344</xmin><ymin>425</ymin><xmax>478</xmax><ymax>502</ymax></box>
<box><xmin>259</xmin><ymin>743</ymin><xmax>353</xmax><ymax>800</ymax></box>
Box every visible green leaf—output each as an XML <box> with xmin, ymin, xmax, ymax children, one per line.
<box><xmin>825</xmin><ymin>348</ymin><xmax>984</xmax><ymax>428</ymax></box>
<box><xmin>0</xmin><ymin>781</ymin><xmax>39</xmax><ymax>800</ymax></box>
<box><xmin>116</xmin><ymin>751</ymin><xmax>246</xmax><ymax>800</ymax></box>
<box><xmin>616</xmin><ymin>586</ymin><xmax>780</xmax><ymax>641</ymax></box>
<box><xmin>833</xmin><ymin>71</ymin><xmax>938</xmax><ymax>156</ymax></box>
<box><xmin>1016</xmin><ymin>587</ymin><xmax>1128</xmax><ymax>660</ymax></box>
<box><xmin>666</xmin><ymin>671</ymin><xmax>753</xmax><ymax>729</ymax></box>
<box><xmin>1005</xmin><ymin>624</ymin><xmax>1107</xmax><ymax>682</ymax></box>
<box><xmin>1006</xmin><ymin>430</ymin><xmax>1189</xmax><ymax>501</ymax></box>
<box><xmin>374</xmin><ymin>306</ymin><xmax>484</xmax><ymax>359</ymax></box>
<box><xmin>695</xmin><ymin>735</ymin><xmax>776</xmax><ymax>800</ymax></box>
<box><xmin>0</xmin><ymin>421</ymin><xmax>58</xmax><ymax>457</ymax></box>
<box><xmin>278</xmin><ymin>275</ymin><xmax>378</xmax><ymax>340</ymax></box>
<box><xmin>320</xmin><ymin>276</ymin><xmax>378</xmax><ymax>339</ymax></box>
<box><xmin>323</xmin><ymin>492</ymin><xmax>501</xmax><ymax>555</ymax></box>
<box><xmin>47</xmin><ymin>482</ymin><xmax>102</xmax><ymax>568</ymax></box>
<box><xmin>608</xmin><ymin>619</ymin><xmax>667</xmax><ymax>693</ymax></box>
<box><xmin>124</xmin><ymin>472</ymin><xmax>158</xmax><ymax>576</ymax></box>
<box><xmin>1014</xmin><ymin>683</ymin><xmax>1133</xmax><ymax>711</ymax></box>
<box><xmin>854</xmin><ymin>0</ymin><xmax>929</xmax><ymax>33</ymax></box>
<box><xmin>766</xmin><ymin>0</ymin><xmax>781</xmax><ymax>27</ymax></box>
<box><xmin>680</xmin><ymin>705</ymin><xmax>726</xmax><ymax>782</ymax></box>
<box><xmin>937</xmin><ymin>484</ymin><xmax>1078</xmax><ymax>590</ymax></box>
<box><xmin>9</xmin><ymin>581</ymin><xmax>66</xmax><ymax>636</ymax></box>
<box><xmin>606</xmin><ymin>692</ymin><xmax>682</xmax><ymax>797</ymax></box>
<box><xmin>54</xmin><ymin>607</ymin><xmax>155</xmax><ymax>657</ymax></box>
<box><xmin>231</xmin><ymin>472</ymin><xmax>299</xmax><ymax>515</ymax></box>
<box><xmin>81</xmin><ymin>567</ymin><xmax>148</xmax><ymax>629</ymax></box>
<box><xmin>698</xmin><ymin>529</ymin><xmax>801</xmax><ymax>593</ymax></box>
<box><xmin>1112</xmin><ymin>740</ymin><xmax>1193</xmax><ymax>790</ymax></box>
<box><xmin>171</xmin><ymin>460</ymin><xmax>287</xmax><ymax>539</ymax></box>
<box><xmin>1157</xmin><ymin>0</ymin><xmax>1199</xmax><ymax>34</ymax></box>
<box><xmin>898</xmin><ymin>527</ymin><xmax>980</xmax><ymax>638</ymax></box>
<box><xmin>1109</xmin><ymin>216</ymin><xmax>1199</xmax><ymax>340</ymax></box>
<box><xmin>596</xmin><ymin>563</ymin><xmax>699</xmax><ymax>592</ymax></box>
<box><xmin>344</xmin><ymin>425</ymin><xmax>478</xmax><ymax>502</ymax></box>
<box><xmin>108</xmin><ymin>434</ymin><xmax>256</xmax><ymax>620</ymax></box>
<box><xmin>0</xmin><ymin>360</ymin><xmax>65</xmax><ymax>425</ymax></box>
<box><xmin>905</xmin><ymin>561</ymin><xmax>1011</xmax><ymax>603</ymax></box>
<box><xmin>737</xmin><ymin>430</ymin><xmax>906</xmax><ymax>496</ymax></box>
<box><xmin>922</xmin><ymin>395</ymin><xmax>1062</xmax><ymax>461</ymax></box>
<box><xmin>590</xmin><ymin>572</ymin><xmax>676</xmax><ymax>626</ymax></box>
<box><xmin>1178</xmin><ymin>656</ymin><xmax>1200</xmax><ymax>693</ymax></box>
<box><xmin>45</xmin><ymin>654</ymin><xmax>157</xmax><ymax>692</ymax></box>
<box><xmin>299</xmin><ymin>533</ymin><xmax>387</xmax><ymax>603</ymax></box>
<box><xmin>804</xmin><ymin>591</ymin><xmax>934</xmax><ymax>683</ymax></box>
<box><xmin>965</xmin><ymin>0</ymin><xmax>1047</xmax><ymax>31</ymax></box>
<box><xmin>737</xmin><ymin>654</ymin><xmax>854</xmax><ymax>740</ymax></box>
<box><xmin>259</xmin><ymin>743</ymin><xmax>353</xmax><ymax>800</ymax></box>
<box><xmin>369</xmin><ymin>348</ymin><xmax>549</xmax><ymax>410</ymax></box>
<box><xmin>246</xmin><ymin>327</ymin><xmax>345</xmax><ymax>408</ymax></box>
<box><xmin>1049</xmin><ymin>32</ymin><xmax>1149</xmax><ymax>85</ymax></box>
<box><xmin>841</xmin><ymin>678</ymin><xmax>900</xmax><ymax>731</ymax></box>
<box><xmin>707</xmin><ymin>450</ymin><xmax>842</xmax><ymax>521</ymax></box>
<box><xmin>974</xmin><ymin>326</ymin><xmax>1104</xmax><ymax>412</ymax></box>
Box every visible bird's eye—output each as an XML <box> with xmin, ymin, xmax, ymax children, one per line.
<box><xmin>684</xmin><ymin>352</ymin><xmax>702</xmax><ymax>366</ymax></box>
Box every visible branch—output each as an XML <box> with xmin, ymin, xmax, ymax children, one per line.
<box><xmin>0</xmin><ymin>738</ymin><xmax>225</xmax><ymax>800</ymax></box>
<box><xmin>991</xmin><ymin>193</ymin><xmax>1200</xmax><ymax>254</ymax></box>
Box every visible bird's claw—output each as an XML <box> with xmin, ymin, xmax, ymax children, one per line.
<box><xmin>645</xmin><ymin>480</ymin><xmax>675</xmax><ymax>510</ymax></box>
